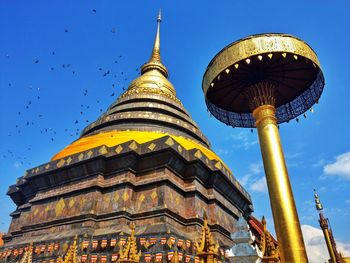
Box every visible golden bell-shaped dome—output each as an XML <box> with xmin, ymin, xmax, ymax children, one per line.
<box><xmin>120</xmin><ymin>68</ymin><xmax>177</xmax><ymax>102</ymax></box>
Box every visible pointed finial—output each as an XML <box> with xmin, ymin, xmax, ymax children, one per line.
<box><xmin>194</xmin><ymin>210</ymin><xmax>220</xmax><ymax>257</ymax></box>
<box><xmin>141</xmin><ymin>10</ymin><xmax>168</xmax><ymax>77</ymax></box>
<box><xmin>261</xmin><ymin>216</ymin><xmax>267</xmax><ymax>231</ymax></box>
<box><xmin>119</xmin><ymin>223</ymin><xmax>141</xmax><ymax>263</ymax></box>
<box><xmin>151</xmin><ymin>9</ymin><xmax>161</xmax><ymax>62</ymax></box>
<box><xmin>130</xmin><ymin>222</ymin><xmax>135</xmax><ymax>235</ymax></box>
<box><xmin>203</xmin><ymin>211</ymin><xmax>207</xmax><ymax>221</ymax></box>
<box><xmin>157</xmin><ymin>9</ymin><xmax>162</xmax><ymax>22</ymax></box>
<box><xmin>314</xmin><ymin>189</ymin><xmax>323</xmax><ymax>211</ymax></box>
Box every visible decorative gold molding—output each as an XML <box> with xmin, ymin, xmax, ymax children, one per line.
<box><xmin>119</xmin><ymin>86</ymin><xmax>180</xmax><ymax>104</ymax></box>
<box><xmin>252</xmin><ymin>105</ymin><xmax>277</xmax><ymax>127</ymax></box>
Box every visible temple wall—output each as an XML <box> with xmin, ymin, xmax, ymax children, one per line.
<box><xmin>5</xmin><ymin>168</ymin><xmax>239</xmax><ymax>246</ymax></box>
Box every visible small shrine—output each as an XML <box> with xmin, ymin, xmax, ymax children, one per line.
<box><xmin>229</xmin><ymin>216</ymin><xmax>262</xmax><ymax>263</ymax></box>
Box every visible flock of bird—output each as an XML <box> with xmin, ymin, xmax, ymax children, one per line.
<box><xmin>1</xmin><ymin>9</ymin><xmax>141</xmax><ymax>168</ymax></box>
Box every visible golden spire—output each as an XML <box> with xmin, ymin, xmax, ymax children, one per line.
<box><xmin>57</xmin><ymin>236</ymin><xmax>79</xmax><ymax>263</ymax></box>
<box><xmin>119</xmin><ymin>223</ymin><xmax>141</xmax><ymax>263</ymax></box>
<box><xmin>20</xmin><ymin>243</ymin><xmax>33</xmax><ymax>263</ymax></box>
<box><xmin>314</xmin><ymin>189</ymin><xmax>323</xmax><ymax>211</ymax></box>
<box><xmin>119</xmin><ymin>10</ymin><xmax>176</xmax><ymax>102</ymax></box>
<box><xmin>141</xmin><ymin>9</ymin><xmax>168</xmax><ymax>77</ymax></box>
<box><xmin>194</xmin><ymin>213</ymin><xmax>220</xmax><ymax>263</ymax></box>
<box><xmin>151</xmin><ymin>9</ymin><xmax>161</xmax><ymax>62</ymax></box>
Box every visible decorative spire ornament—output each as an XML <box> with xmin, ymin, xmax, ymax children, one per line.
<box><xmin>314</xmin><ymin>190</ymin><xmax>342</xmax><ymax>263</ymax></box>
<box><xmin>119</xmin><ymin>223</ymin><xmax>141</xmax><ymax>263</ymax></box>
<box><xmin>259</xmin><ymin>217</ymin><xmax>280</xmax><ymax>262</ymax></box>
<box><xmin>141</xmin><ymin>9</ymin><xmax>168</xmax><ymax>77</ymax></box>
<box><xmin>194</xmin><ymin>213</ymin><xmax>220</xmax><ymax>263</ymax></box>
<box><xmin>57</xmin><ymin>236</ymin><xmax>79</xmax><ymax>263</ymax></box>
<box><xmin>118</xmin><ymin>10</ymin><xmax>177</xmax><ymax>103</ymax></box>
<box><xmin>20</xmin><ymin>243</ymin><xmax>33</xmax><ymax>263</ymax></box>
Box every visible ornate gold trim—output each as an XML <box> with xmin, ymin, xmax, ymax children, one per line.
<box><xmin>203</xmin><ymin>34</ymin><xmax>321</xmax><ymax>95</ymax></box>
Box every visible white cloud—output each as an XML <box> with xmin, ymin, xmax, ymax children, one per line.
<box><xmin>324</xmin><ymin>152</ymin><xmax>350</xmax><ymax>180</ymax></box>
<box><xmin>236</xmin><ymin>161</ymin><xmax>267</xmax><ymax>193</ymax></box>
<box><xmin>249</xmin><ymin>162</ymin><xmax>263</xmax><ymax>175</ymax></box>
<box><xmin>301</xmin><ymin>224</ymin><xmax>350</xmax><ymax>263</ymax></box>
<box><xmin>231</xmin><ymin>131</ymin><xmax>258</xmax><ymax>150</ymax></box>
<box><xmin>237</xmin><ymin>161</ymin><xmax>263</xmax><ymax>187</ymax></box>
<box><xmin>238</xmin><ymin>174</ymin><xmax>252</xmax><ymax>187</ymax></box>
<box><xmin>312</xmin><ymin>158</ymin><xmax>325</xmax><ymax>168</ymax></box>
<box><xmin>250</xmin><ymin>176</ymin><xmax>267</xmax><ymax>193</ymax></box>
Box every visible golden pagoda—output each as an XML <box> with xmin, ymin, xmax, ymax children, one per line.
<box><xmin>0</xmin><ymin>11</ymin><xmax>252</xmax><ymax>263</ymax></box>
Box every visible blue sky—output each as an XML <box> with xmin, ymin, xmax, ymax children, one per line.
<box><xmin>0</xmin><ymin>1</ymin><xmax>349</xmax><ymax>261</ymax></box>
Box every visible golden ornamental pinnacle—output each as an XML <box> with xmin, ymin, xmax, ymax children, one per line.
<box><xmin>116</xmin><ymin>10</ymin><xmax>178</xmax><ymax>105</ymax></box>
<box><xmin>202</xmin><ymin>34</ymin><xmax>325</xmax><ymax>263</ymax></box>
<box><xmin>141</xmin><ymin>9</ymin><xmax>168</xmax><ymax>77</ymax></box>
<box><xmin>259</xmin><ymin>216</ymin><xmax>280</xmax><ymax>262</ymax></box>
<box><xmin>57</xmin><ymin>235</ymin><xmax>79</xmax><ymax>263</ymax></box>
<box><xmin>194</xmin><ymin>213</ymin><xmax>220</xmax><ymax>263</ymax></box>
<box><xmin>314</xmin><ymin>189</ymin><xmax>323</xmax><ymax>211</ymax></box>
<box><xmin>20</xmin><ymin>243</ymin><xmax>33</xmax><ymax>263</ymax></box>
<box><xmin>119</xmin><ymin>223</ymin><xmax>141</xmax><ymax>263</ymax></box>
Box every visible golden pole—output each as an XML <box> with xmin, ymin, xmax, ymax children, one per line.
<box><xmin>321</xmin><ymin>226</ymin><xmax>337</xmax><ymax>263</ymax></box>
<box><xmin>318</xmin><ymin>213</ymin><xmax>338</xmax><ymax>263</ymax></box>
<box><xmin>252</xmin><ymin>104</ymin><xmax>308</xmax><ymax>263</ymax></box>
